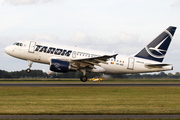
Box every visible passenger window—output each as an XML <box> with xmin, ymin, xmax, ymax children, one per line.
<box><xmin>20</xmin><ymin>43</ymin><xmax>23</xmax><ymax>46</ymax></box>
<box><xmin>16</xmin><ymin>43</ymin><xmax>20</xmax><ymax>46</ymax></box>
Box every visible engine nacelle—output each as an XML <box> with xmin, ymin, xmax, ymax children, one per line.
<box><xmin>50</xmin><ymin>59</ymin><xmax>70</xmax><ymax>72</ymax></box>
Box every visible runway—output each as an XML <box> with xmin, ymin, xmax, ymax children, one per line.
<box><xmin>0</xmin><ymin>83</ymin><xmax>180</xmax><ymax>87</ymax></box>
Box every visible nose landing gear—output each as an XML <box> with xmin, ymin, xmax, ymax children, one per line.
<box><xmin>26</xmin><ymin>60</ymin><xmax>33</xmax><ymax>73</ymax></box>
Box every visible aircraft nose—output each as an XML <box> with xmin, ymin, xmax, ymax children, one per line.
<box><xmin>4</xmin><ymin>46</ymin><xmax>11</xmax><ymax>55</ymax></box>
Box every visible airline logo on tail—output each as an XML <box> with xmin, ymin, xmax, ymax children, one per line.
<box><xmin>135</xmin><ymin>26</ymin><xmax>176</xmax><ymax>62</ymax></box>
<box><xmin>145</xmin><ymin>34</ymin><xmax>170</xmax><ymax>59</ymax></box>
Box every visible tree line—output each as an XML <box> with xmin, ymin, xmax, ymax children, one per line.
<box><xmin>0</xmin><ymin>69</ymin><xmax>180</xmax><ymax>79</ymax></box>
<box><xmin>0</xmin><ymin>70</ymin><xmax>48</xmax><ymax>78</ymax></box>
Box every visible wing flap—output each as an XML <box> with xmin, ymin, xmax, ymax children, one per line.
<box><xmin>72</xmin><ymin>54</ymin><xmax>118</xmax><ymax>69</ymax></box>
<box><xmin>74</xmin><ymin>54</ymin><xmax>117</xmax><ymax>66</ymax></box>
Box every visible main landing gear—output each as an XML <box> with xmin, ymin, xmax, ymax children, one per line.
<box><xmin>80</xmin><ymin>69</ymin><xmax>87</xmax><ymax>82</ymax></box>
<box><xmin>26</xmin><ymin>60</ymin><xmax>33</xmax><ymax>73</ymax></box>
<box><xmin>80</xmin><ymin>76</ymin><xmax>87</xmax><ymax>82</ymax></box>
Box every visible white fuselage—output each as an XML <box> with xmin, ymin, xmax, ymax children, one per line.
<box><xmin>5</xmin><ymin>40</ymin><xmax>173</xmax><ymax>74</ymax></box>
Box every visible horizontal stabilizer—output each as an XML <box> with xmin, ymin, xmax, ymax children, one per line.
<box><xmin>145</xmin><ymin>63</ymin><xmax>173</xmax><ymax>70</ymax></box>
<box><xmin>145</xmin><ymin>63</ymin><xmax>171</xmax><ymax>67</ymax></box>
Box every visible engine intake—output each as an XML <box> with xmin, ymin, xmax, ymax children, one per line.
<box><xmin>50</xmin><ymin>59</ymin><xmax>70</xmax><ymax>72</ymax></box>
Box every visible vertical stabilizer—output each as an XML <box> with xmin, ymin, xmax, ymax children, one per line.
<box><xmin>135</xmin><ymin>26</ymin><xmax>177</xmax><ymax>62</ymax></box>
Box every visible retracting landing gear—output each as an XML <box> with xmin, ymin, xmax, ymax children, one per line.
<box><xmin>80</xmin><ymin>69</ymin><xmax>87</xmax><ymax>82</ymax></box>
<box><xmin>26</xmin><ymin>68</ymin><xmax>31</xmax><ymax>73</ymax></box>
<box><xmin>26</xmin><ymin>60</ymin><xmax>33</xmax><ymax>73</ymax></box>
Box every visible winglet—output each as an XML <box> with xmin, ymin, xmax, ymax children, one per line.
<box><xmin>135</xmin><ymin>26</ymin><xmax>177</xmax><ymax>62</ymax></box>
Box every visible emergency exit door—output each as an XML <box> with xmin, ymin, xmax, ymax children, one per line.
<box><xmin>127</xmin><ymin>58</ymin><xmax>134</xmax><ymax>70</ymax></box>
<box><xmin>28</xmin><ymin>41</ymin><xmax>36</xmax><ymax>53</ymax></box>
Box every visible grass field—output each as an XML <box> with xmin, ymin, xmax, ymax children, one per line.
<box><xmin>0</xmin><ymin>86</ymin><xmax>180</xmax><ymax>115</ymax></box>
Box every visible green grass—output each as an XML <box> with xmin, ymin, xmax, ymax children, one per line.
<box><xmin>0</xmin><ymin>87</ymin><xmax>180</xmax><ymax>115</ymax></box>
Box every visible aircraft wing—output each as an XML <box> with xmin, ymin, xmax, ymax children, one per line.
<box><xmin>56</xmin><ymin>54</ymin><xmax>118</xmax><ymax>69</ymax></box>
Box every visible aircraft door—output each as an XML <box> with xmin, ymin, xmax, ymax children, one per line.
<box><xmin>28</xmin><ymin>41</ymin><xmax>36</xmax><ymax>53</ymax></box>
<box><xmin>72</xmin><ymin>51</ymin><xmax>76</xmax><ymax>58</ymax></box>
<box><xmin>127</xmin><ymin>57</ymin><xmax>134</xmax><ymax>70</ymax></box>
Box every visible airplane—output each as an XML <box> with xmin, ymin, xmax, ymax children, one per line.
<box><xmin>5</xmin><ymin>26</ymin><xmax>177</xmax><ymax>82</ymax></box>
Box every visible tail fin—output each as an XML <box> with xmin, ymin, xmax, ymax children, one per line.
<box><xmin>135</xmin><ymin>26</ymin><xmax>177</xmax><ymax>62</ymax></box>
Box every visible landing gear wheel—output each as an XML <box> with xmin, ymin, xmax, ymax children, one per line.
<box><xmin>80</xmin><ymin>76</ymin><xmax>87</xmax><ymax>82</ymax></box>
<box><xmin>26</xmin><ymin>68</ymin><xmax>31</xmax><ymax>73</ymax></box>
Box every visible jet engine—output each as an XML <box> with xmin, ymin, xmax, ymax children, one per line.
<box><xmin>50</xmin><ymin>59</ymin><xmax>71</xmax><ymax>72</ymax></box>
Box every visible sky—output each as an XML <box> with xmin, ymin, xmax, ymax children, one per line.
<box><xmin>1</xmin><ymin>0</ymin><xmax>180</xmax><ymax>74</ymax></box>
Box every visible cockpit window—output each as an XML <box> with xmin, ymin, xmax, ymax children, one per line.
<box><xmin>13</xmin><ymin>42</ymin><xmax>23</xmax><ymax>46</ymax></box>
<box><xmin>13</xmin><ymin>42</ymin><xmax>17</xmax><ymax>45</ymax></box>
